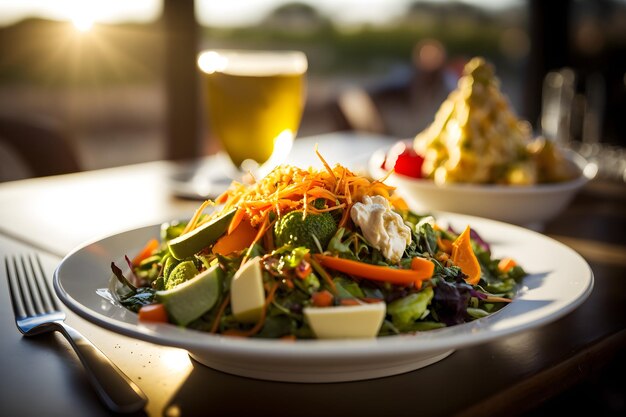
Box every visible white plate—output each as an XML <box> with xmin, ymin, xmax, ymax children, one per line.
<box><xmin>54</xmin><ymin>213</ymin><xmax>593</xmax><ymax>383</ymax></box>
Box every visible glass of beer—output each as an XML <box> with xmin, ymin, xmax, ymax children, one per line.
<box><xmin>198</xmin><ymin>49</ymin><xmax>308</xmax><ymax>176</ymax></box>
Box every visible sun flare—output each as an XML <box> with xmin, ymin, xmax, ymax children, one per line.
<box><xmin>71</xmin><ymin>15</ymin><xmax>93</xmax><ymax>32</ymax></box>
<box><xmin>66</xmin><ymin>1</ymin><xmax>94</xmax><ymax>32</ymax></box>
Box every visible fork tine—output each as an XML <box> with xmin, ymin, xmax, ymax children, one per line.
<box><xmin>30</xmin><ymin>254</ymin><xmax>61</xmax><ymax>312</ymax></box>
<box><xmin>34</xmin><ymin>254</ymin><xmax>61</xmax><ymax>311</ymax></box>
<box><xmin>5</xmin><ymin>256</ymin><xmax>27</xmax><ymax>319</ymax></box>
<box><xmin>20</xmin><ymin>255</ymin><xmax>47</xmax><ymax>315</ymax></box>
<box><xmin>11</xmin><ymin>255</ymin><xmax>38</xmax><ymax>317</ymax></box>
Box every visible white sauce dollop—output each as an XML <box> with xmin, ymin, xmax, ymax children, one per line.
<box><xmin>350</xmin><ymin>195</ymin><xmax>412</xmax><ymax>264</ymax></box>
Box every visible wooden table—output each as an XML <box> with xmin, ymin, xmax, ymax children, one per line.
<box><xmin>0</xmin><ymin>133</ymin><xmax>624</xmax><ymax>417</ymax></box>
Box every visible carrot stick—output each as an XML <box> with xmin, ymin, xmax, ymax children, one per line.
<box><xmin>138</xmin><ymin>303</ymin><xmax>169</xmax><ymax>323</ymax></box>
<box><xmin>132</xmin><ymin>238</ymin><xmax>159</xmax><ymax>266</ymax></box>
<box><xmin>314</xmin><ymin>254</ymin><xmax>434</xmax><ymax>286</ymax></box>
<box><xmin>497</xmin><ymin>257</ymin><xmax>517</xmax><ymax>273</ymax></box>
<box><xmin>311</xmin><ymin>290</ymin><xmax>334</xmax><ymax>307</ymax></box>
<box><xmin>410</xmin><ymin>256</ymin><xmax>435</xmax><ymax>274</ymax></box>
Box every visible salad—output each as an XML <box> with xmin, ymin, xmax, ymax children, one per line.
<box><xmin>111</xmin><ymin>149</ymin><xmax>526</xmax><ymax>339</ymax></box>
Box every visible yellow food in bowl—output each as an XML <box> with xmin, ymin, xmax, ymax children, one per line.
<box><xmin>413</xmin><ymin>57</ymin><xmax>579</xmax><ymax>185</ymax></box>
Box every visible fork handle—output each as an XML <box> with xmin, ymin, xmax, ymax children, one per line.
<box><xmin>54</xmin><ymin>321</ymin><xmax>148</xmax><ymax>413</ymax></box>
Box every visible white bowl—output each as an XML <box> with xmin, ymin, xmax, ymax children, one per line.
<box><xmin>369</xmin><ymin>147</ymin><xmax>593</xmax><ymax>228</ymax></box>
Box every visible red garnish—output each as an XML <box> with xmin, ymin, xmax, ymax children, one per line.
<box><xmin>384</xmin><ymin>141</ymin><xmax>425</xmax><ymax>179</ymax></box>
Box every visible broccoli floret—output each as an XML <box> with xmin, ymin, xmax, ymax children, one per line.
<box><xmin>274</xmin><ymin>210</ymin><xmax>338</xmax><ymax>253</ymax></box>
<box><xmin>165</xmin><ymin>260</ymin><xmax>198</xmax><ymax>290</ymax></box>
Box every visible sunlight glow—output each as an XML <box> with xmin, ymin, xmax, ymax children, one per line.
<box><xmin>72</xmin><ymin>14</ymin><xmax>93</xmax><ymax>32</ymax></box>
<box><xmin>160</xmin><ymin>349</ymin><xmax>192</xmax><ymax>373</ymax></box>
<box><xmin>63</xmin><ymin>0</ymin><xmax>95</xmax><ymax>32</ymax></box>
<box><xmin>0</xmin><ymin>0</ymin><xmax>161</xmax><ymax>27</ymax></box>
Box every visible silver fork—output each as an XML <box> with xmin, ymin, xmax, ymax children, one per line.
<box><xmin>5</xmin><ymin>254</ymin><xmax>147</xmax><ymax>414</ymax></box>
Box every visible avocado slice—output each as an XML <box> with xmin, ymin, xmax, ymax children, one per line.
<box><xmin>168</xmin><ymin>208</ymin><xmax>236</xmax><ymax>260</ymax></box>
<box><xmin>155</xmin><ymin>264</ymin><xmax>223</xmax><ymax>326</ymax></box>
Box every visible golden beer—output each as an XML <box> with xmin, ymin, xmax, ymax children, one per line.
<box><xmin>198</xmin><ymin>50</ymin><xmax>307</xmax><ymax>168</ymax></box>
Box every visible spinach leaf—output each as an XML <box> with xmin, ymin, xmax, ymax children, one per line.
<box><xmin>119</xmin><ymin>287</ymin><xmax>156</xmax><ymax>312</ymax></box>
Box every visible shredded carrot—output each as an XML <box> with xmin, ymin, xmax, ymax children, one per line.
<box><xmin>338</xmin><ymin>203</ymin><xmax>352</xmax><ymax>228</ymax></box>
<box><xmin>210</xmin><ymin>294</ymin><xmax>231</xmax><ymax>334</ymax></box>
<box><xmin>182</xmin><ymin>199</ymin><xmax>213</xmax><ymax>234</ymax></box>
<box><xmin>205</xmin><ymin>151</ymin><xmax>394</xmax><ymax>231</ymax></box>
<box><xmin>242</xmin><ymin>213</ymin><xmax>271</xmax><ymax>265</ymax></box>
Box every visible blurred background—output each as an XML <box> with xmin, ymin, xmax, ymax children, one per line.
<box><xmin>0</xmin><ymin>0</ymin><xmax>625</xmax><ymax>181</ymax></box>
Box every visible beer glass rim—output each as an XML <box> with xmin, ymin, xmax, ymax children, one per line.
<box><xmin>197</xmin><ymin>49</ymin><xmax>308</xmax><ymax>75</ymax></box>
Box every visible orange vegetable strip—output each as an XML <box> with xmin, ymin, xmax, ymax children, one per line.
<box><xmin>315</xmin><ymin>144</ymin><xmax>336</xmax><ymax>186</ymax></box>
<box><xmin>338</xmin><ymin>203</ymin><xmax>352</xmax><ymax>228</ymax></box>
<box><xmin>228</xmin><ymin>207</ymin><xmax>245</xmax><ymax>235</ymax></box>
<box><xmin>182</xmin><ymin>199</ymin><xmax>212</xmax><ymax>234</ymax></box>
<box><xmin>314</xmin><ymin>254</ymin><xmax>434</xmax><ymax>286</ymax></box>
<box><xmin>309</xmin><ymin>257</ymin><xmax>338</xmax><ymax>295</ymax></box>
<box><xmin>242</xmin><ymin>213</ymin><xmax>270</xmax><ymax>265</ymax></box>
<box><xmin>212</xmin><ymin>220</ymin><xmax>258</xmax><ymax>256</ymax></box>
<box><xmin>437</xmin><ymin>237</ymin><xmax>454</xmax><ymax>254</ymax></box>
<box><xmin>311</xmin><ymin>290</ymin><xmax>334</xmax><ymax>307</ymax></box>
<box><xmin>138</xmin><ymin>303</ymin><xmax>169</xmax><ymax>323</ymax></box>
<box><xmin>132</xmin><ymin>238</ymin><xmax>159</xmax><ymax>266</ymax></box>
<box><xmin>410</xmin><ymin>257</ymin><xmax>435</xmax><ymax>277</ymax></box>
<box><xmin>307</xmin><ymin>187</ymin><xmax>337</xmax><ymax>201</ymax></box>
<box><xmin>497</xmin><ymin>257</ymin><xmax>517</xmax><ymax>273</ymax></box>
<box><xmin>334</xmin><ymin>166</ymin><xmax>346</xmax><ymax>194</ymax></box>
<box><xmin>263</xmin><ymin>223</ymin><xmax>275</xmax><ymax>252</ymax></box>
<box><xmin>210</xmin><ymin>294</ymin><xmax>231</xmax><ymax>333</ymax></box>
<box><xmin>451</xmin><ymin>225</ymin><xmax>482</xmax><ymax>285</ymax></box>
